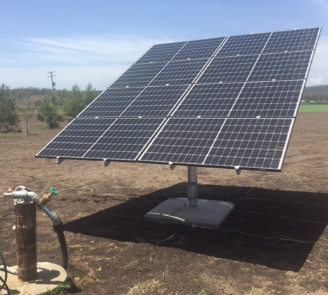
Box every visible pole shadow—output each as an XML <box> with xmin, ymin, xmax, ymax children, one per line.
<box><xmin>64</xmin><ymin>184</ymin><xmax>328</xmax><ymax>271</ymax></box>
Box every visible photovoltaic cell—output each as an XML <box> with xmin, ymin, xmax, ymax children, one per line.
<box><xmin>172</xmin><ymin>83</ymin><xmax>244</xmax><ymax>117</ymax></box>
<box><xmin>216</xmin><ymin>32</ymin><xmax>270</xmax><ymax>57</ymax></box>
<box><xmin>36</xmin><ymin>27</ymin><xmax>320</xmax><ymax>171</ymax></box>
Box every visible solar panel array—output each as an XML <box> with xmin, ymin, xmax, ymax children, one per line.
<box><xmin>37</xmin><ymin>27</ymin><xmax>321</xmax><ymax>171</ymax></box>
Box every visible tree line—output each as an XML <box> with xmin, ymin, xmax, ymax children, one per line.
<box><xmin>302</xmin><ymin>85</ymin><xmax>328</xmax><ymax>103</ymax></box>
<box><xmin>0</xmin><ymin>83</ymin><xmax>99</xmax><ymax>131</ymax></box>
<box><xmin>302</xmin><ymin>93</ymin><xmax>328</xmax><ymax>103</ymax></box>
<box><xmin>9</xmin><ymin>86</ymin><xmax>100</xmax><ymax>101</ymax></box>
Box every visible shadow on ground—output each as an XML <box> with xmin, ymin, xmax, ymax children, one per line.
<box><xmin>65</xmin><ymin>184</ymin><xmax>328</xmax><ymax>272</ymax></box>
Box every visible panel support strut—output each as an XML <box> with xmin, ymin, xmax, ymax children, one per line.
<box><xmin>187</xmin><ymin>166</ymin><xmax>198</xmax><ymax>207</ymax></box>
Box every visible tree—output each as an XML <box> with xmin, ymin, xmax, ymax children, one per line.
<box><xmin>0</xmin><ymin>84</ymin><xmax>20</xmax><ymax>131</ymax></box>
<box><xmin>0</xmin><ymin>83</ymin><xmax>10</xmax><ymax>99</ymax></box>
<box><xmin>37</xmin><ymin>92</ymin><xmax>64</xmax><ymax>129</ymax></box>
<box><xmin>63</xmin><ymin>84</ymin><xmax>85</xmax><ymax>120</ymax></box>
<box><xmin>63</xmin><ymin>83</ymin><xmax>98</xmax><ymax>120</ymax></box>
<box><xmin>19</xmin><ymin>104</ymin><xmax>32</xmax><ymax>134</ymax></box>
<box><xmin>84</xmin><ymin>83</ymin><xmax>97</xmax><ymax>106</ymax></box>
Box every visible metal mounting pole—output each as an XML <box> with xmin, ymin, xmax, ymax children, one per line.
<box><xmin>187</xmin><ymin>166</ymin><xmax>198</xmax><ymax>207</ymax></box>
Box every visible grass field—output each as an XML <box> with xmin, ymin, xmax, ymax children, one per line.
<box><xmin>299</xmin><ymin>104</ymin><xmax>328</xmax><ymax>112</ymax></box>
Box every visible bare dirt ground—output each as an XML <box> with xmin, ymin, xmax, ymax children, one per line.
<box><xmin>1</xmin><ymin>113</ymin><xmax>328</xmax><ymax>295</ymax></box>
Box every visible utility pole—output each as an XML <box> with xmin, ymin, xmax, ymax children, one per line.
<box><xmin>48</xmin><ymin>71</ymin><xmax>56</xmax><ymax>90</ymax></box>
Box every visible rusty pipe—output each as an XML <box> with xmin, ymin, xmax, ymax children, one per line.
<box><xmin>15</xmin><ymin>202</ymin><xmax>37</xmax><ymax>280</ymax></box>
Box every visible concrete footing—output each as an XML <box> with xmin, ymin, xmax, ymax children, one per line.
<box><xmin>0</xmin><ymin>262</ymin><xmax>67</xmax><ymax>295</ymax></box>
<box><xmin>144</xmin><ymin>198</ymin><xmax>234</xmax><ymax>229</ymax></box>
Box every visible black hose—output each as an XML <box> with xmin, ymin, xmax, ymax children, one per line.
<box><xmin>53</xmin><ymin>222</ymin><xmax>68</xmax><ymax>270</ymax></box>
<box><xmin>0</xmin><ymin>249</ymin><xmax>11</xmax><ymax>295</ymax></box>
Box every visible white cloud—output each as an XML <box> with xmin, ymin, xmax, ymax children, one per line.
<box><xmin>307</xmin><ymin>76</ymin><xmax>323</xmax><ymax>85</ymax></box>
<box><xmin>11</xmin><ymin>35</ymin><xmax>169</xmax><ymax>66</ymax></box>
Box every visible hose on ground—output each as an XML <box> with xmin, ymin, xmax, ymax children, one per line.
<box><xmin>53</xmin><ymin>222</ymin><xmax>68</xmax><ymax>270</ymax></box>
<box><xmin>0</xmin><ymin>249</ymin><xmax>11</xmax><ymax>295</ymax></box>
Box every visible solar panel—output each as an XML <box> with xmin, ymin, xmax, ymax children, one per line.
<box><xmin>248</xmin><ymin>51</ymin><xmax>313</xmax><ymax>81</ymax></box>
<box><xmin>229</xmin><ymin>80</ymin><xmax>304</xmax><ymax>118</ymax></box>
<box><xmin>136</xmin><ymin>42</ymin><xmax>186</xmax><ymax>64</ymax></box>
<box><xmin>37</xmin><ymin>118</ymin><xmax>116</xmax><ymax>158</ymax></box>
<box><xmin>172</xmin><ymin>83</ymin><xmax>244</xmax><ymax>117</ymax></box>
<box><xmin>197</xmin><ymin>55</ymin><xmax>259</xmax><ymax>83</ymax></box>
<box><xmin>172</xmin><ymin>37</ymin><xmax>225</xmax><ymax>60</ymax></box>
<box><xmin>79</xmin><ymin>87</ymin><xmax>144</xmax><ymax>117</ymax></box>
<box><xmin>121</xmin><ymin>85</ymin><xmax>189</xmax><ymax>117</ymax></box>
<box><xmin>203</xmin><ymin>118</ymin><xmax>293</xmax><ymax>170</ymax></box>
<box><xmin>139</xmin><ymin>118</ymin><xmax>226</xmax><ymax>164</ymax></box>
<box><xmin>216</xmin><ymin>32</ymin><xmax>271</xmax><ymax>57</ymax></box>
<box><xmin>83</xmin><ymin>118</ymin><xmax>165</xmax><ymax>160</ymax></box>
<box><xmin>263</xmin><ymin>28</ymin><xmax>320</xmax><ymax>53</ymax></box>
<box><xmin>149</xmin><ymin>59</ymin><xmax>208</xmax><ymax>86</ymax></box>
<box><xmin>110</xmin><ymin>62</ymin><xmax>166</xmax><ymax>88</ymax></box>
<box><xmin>37</xmin><ymin>27</ymin><xmax>321</xmax><ymax>172</ymax></box>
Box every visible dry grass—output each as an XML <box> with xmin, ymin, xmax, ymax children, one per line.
<box><xmin>126</xmin><ymin>279</ymin><xmax>165</xmax><ymax>295</ymax></box>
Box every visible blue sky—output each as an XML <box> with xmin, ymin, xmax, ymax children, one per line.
<box><xmin>0</xmin><ymin>0</ymin><xmax>327</xmax><ymax>90</ymax></box>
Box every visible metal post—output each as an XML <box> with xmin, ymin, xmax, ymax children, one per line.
<box><xmin>187</xmin><ymin>166</ymin><xmax>198</xmax><ymax>207</ymax></box>
<box><xmin>15</xmin><ymin>202</ymin><xmax>37</xmax><ymax>280</ymax></box>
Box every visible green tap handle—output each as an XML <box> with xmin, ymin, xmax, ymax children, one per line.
<box><xmin>50</xmin><ymin>187</ymin><xmax>58</xmax><ymax>196</ymax></box>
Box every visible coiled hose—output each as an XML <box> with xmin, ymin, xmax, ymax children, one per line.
<box><xmin>0</xmin><ymin>249</ymin><xmax>11</xmax><ymax>295</ymax></box>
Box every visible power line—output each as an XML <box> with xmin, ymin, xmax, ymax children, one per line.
<box><xmin>48</xmin><ymin>71</ymin><xmax>56</xmax><ymax>90</ymax></box>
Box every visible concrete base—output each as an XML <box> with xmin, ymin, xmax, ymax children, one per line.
<box><xmin>144</xmin><ymin>198</ymin><xmax>234</xmax><ymax>229</ymax></box>
<box><xmin>0</xmin><ymin>262</ymin><xmax>67</xmax><ymax>295</ymax></box>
